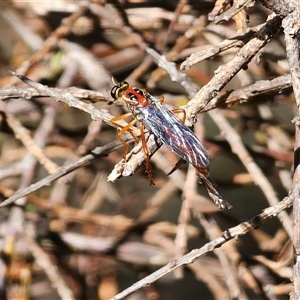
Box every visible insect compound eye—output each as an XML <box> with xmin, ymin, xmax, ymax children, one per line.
<box><xmin>110</xmin><ymin>86</ymin><xmax>118</xmax><ymax>100</ymax></box>
<box><xmin>110</xmin><ymin>81</ymin><xmax>129</xmax><ymax>100</ymax></box>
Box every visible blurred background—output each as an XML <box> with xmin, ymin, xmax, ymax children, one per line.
<box><xmin>0</xmin><ymin>1</ymin><xmax>294</xmax><ymax>299</ymax></box>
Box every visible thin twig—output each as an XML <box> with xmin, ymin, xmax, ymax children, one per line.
<box><xmin>209</xmin><ymin>109</ymin><xmax>293</xmax><ymax>239</ymax></box>
<box><xmin>0</xmin><ymin>102</ymin><xmax>59</xmax><ymax>292</ymax></box>
<box><xmin>160</xmin><ymin>0</ymin><xmax>188</xmax><ymax>51</ymax></box>
<box><xmin>212</xmin><ymin>0</ymin><xmax>255</xmax><ymax>24</ymax></box>
<box><xmin>146</xmin><ymin>48</ymin><xmax>198</xmax><ymax>97</ymax></box>
<box><xmin>202</xmin><ymin>74</ymin><xmax>292</xmax><ymax>111</ymax></box>
<box><xmin>110</xmin><ymin>195</ymin><xmax>292</xmax><ymax>300</ymax></box>
<box><xmin>0</xmin><ymin>139</ymin><xmax>131</xmax><ymax>207</ymax></box>
<box><xmin>0</xmin><ymin>86</ymin><xmax>110</xmax><ymax>102</ymax></box>
<box><xmin>9</xmin><ymin>72</ymin><xmax>140</xmax><ymax>135</ymax></box>
<box><xmin>6</xmin><ymin>113</ymin><xmax>59</xmax><ymax>174</ymax></box>
<box><xmin>11</xmin><ymin>5</ymin><xmax>87</xmax><ymax>83</ymax></box>
<box><xmin>22</xmin><ymin>232</ymin><xmax>76</xmax><ymax>300</ymax></box>
<box><xmin>282</xmin><ymin>8</ymin><xmax>300</xmax><ymax>299</ymax></box>
<box><xmin>184</xmin><ymin>13</ymin><xmax>282</xmax><ymax>125</ymax></box>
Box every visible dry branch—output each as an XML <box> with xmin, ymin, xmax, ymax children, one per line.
<box><xmin>111</xmin><ymin>195</ymin><xmax>292</xmax><ymax>300</ymax></box>
<box><xmin>0</xmin><ymin>1</ymin><xmax>297</xmax><ymax>299</ymax></box>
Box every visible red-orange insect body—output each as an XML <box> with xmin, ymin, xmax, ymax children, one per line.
<box><xmin>111</xmin><ymin>81</ymin><xmax>232</xmax><ymax>209</ymax></box>
<box><xmin>111</xmin><ymin>81</ymin><xmax>210</xmax><ymax>170</ymax></box>
<box><xmin>123</xmin><ymin>87</ymin><xmax>148</xmax><ymax>107</ymax></box>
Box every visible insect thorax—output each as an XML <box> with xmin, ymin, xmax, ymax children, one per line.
<box><xmin>135</xmin><ymin>113</ymin><xmax>143</xmax><ymax>121</ymax></box>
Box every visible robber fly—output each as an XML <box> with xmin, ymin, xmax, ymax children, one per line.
<box><xmin>110</xmin><ymin>81</ymin><xmax>232</xmax><ymax>209</ymax></box>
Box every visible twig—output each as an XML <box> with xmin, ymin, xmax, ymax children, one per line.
<box><xmin>0</xmin><ymin>86</ymin><xmax>110</xmax><ymax>102</ymax></box>
<box><xmin>28</xmin><ymin>194</ymin><xmax>133</xmax><ymax>231</ymax></box>
<box><xmin>22</xmin><ymin>232</ymin><xmax>76</xmax><ymax>300</ymax></box>
<box><xmin>146</xmin><ymin>48</ymin><xmax>198</xmax><ymax>97</ymax></box>
<box><xmin>180</xmin><ymin>20</ymin><xmax>269</xmax><ymax>69</ymax></box>
<box><xmin>146</xmin><ymin>14</ymin><xmax>209</xmax><ymax>88</ymax></box>
<box><xmin>199</xmin><ymin>214</ymin><xmax>248</xmax><ymax>299</ymax></box>
<box><xmin>202</xmin><ymin>74</ymin><xmax>292</xmax><ymax>111</ymax></box>
<box><xmin>0</xmin><ymin>9</ymin><xmax>43</xmax><ymax>51</ymax></box>
<box><xmin>11</xmin><ymin>5</ymin><xmax>87</xmax><ymax>82</ymax></box>
<box><xmin>6</xmin><ymin>112</ymin><xmax>59</xmax><ymax>174</ymax></box>
<box><xmin>209</xmin><ymin>109</ymin><xmax>293</xmax><ymax>239</ymax></box>
<box><xmin>89</xmin><ymin>3</ymin><xmax>147</xmax><ymax>51</ymax></box>
<box><xmin>282</xmin><ymin>8</ymin><xmax>300</xmax><ymax>299</ymax></box>
<box><xmin>107</xmin><ymin>133</ymin><xmax>162</xmax><ymax>182</ymax></box>
<box><xmin>8</xmin><ymin>72</ymin><xmax>111</xmax><ymax>121</ymax></box>
<box><xmin>180</xmin><ymin>27</ymin><xmax>258</xmax><ymax>69</ymax></box>
<box><xmin>0</xmin><ymin>101</ymin><xmax>59</xmax><ymax>292</ymax></box>
<box><xmin>9</xmin><ymin>72</ymin><xmax>140</xmax><ymax>135</ymax></box>
<box><xmin>160</xmin><ymin>0</ymin><xmax>188</xmax><ymax>51</ymax></box>
<box><xmin>0</xmin><ymin>139</ymin><xmax>131</xmax><ymax>207</ymax></box>
<box><xmin>110</xmin><ymin>195</ymin><xmax>292</xmax><ymax>300</ymax></box>
<box><xmin>211</xmin><ymin>0</ymin><xmax>255</xmax><ymax>24</ymax></box>
<box><xmin>184</xmin><ymin>13</ymin><xmax>282</xmax><ymax>125</ymax></box>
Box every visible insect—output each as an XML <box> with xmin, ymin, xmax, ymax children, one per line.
<box><xmin>110</xmin><ymin>81</ymin><xmax>232</xmax><ymax>209</ymax></box>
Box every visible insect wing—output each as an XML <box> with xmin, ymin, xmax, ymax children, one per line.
<box><xmin>137</xmin><ymin>93</ymin><xmax>210</xmax><ymax>169</ymax></box>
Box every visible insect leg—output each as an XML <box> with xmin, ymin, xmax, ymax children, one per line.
<box><xmin>110</xmin><ymin>112</ymin><xmax>133</xmax><ymax>123</ymax></box>
<box><xmin>172</xmin><ymin>108</ymin><xmax>186</xmax><ymax>123</ymax></box>
<box><xmin>158</xmin><ymin>96</ymin><xmax>164</xmax><ymax>103</ymax></box>
<box><xmin>111</xmin><ymin>114</ymin><xmax>139</xmax><ymax>159</ymax></box>
<box><xmin>110</xmin><ymin>113</ymin><xmax>140</xmax><ymax>143</ymax></box>
<box><xmin>139</xmin><ymin>122</ymin><xmax>155</xmax><ymax>185</ymax></box>
<box><xmin>167</xmin><ymin>159</ymin><xmax>186</xmax><ymax>175</ymax></box>
<box><xmin>117</xmin><ymin>119</ymin><xmax>139</xmax><ymax>159</ymax></box>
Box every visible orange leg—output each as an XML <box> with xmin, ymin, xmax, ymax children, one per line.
<box><xmin>158</xmin><ymin>96</ymin><xmax>165</xmax><ymax>103</ymax></box>
<box><xmin>159</xmin><ymin>95</ymin><xmax>186</xmax><ymax>123</ymax></box>
<box><xmin>111</xmin><ymin>100</ymin><xmax>187</xmax><ymax>184</ymax></box>
<box><xmin>158</xmin><ymin>95</ymin><xmax>186</xmax><ymax>123</ymax></box>
<box><xmin>110</xmin><ymin>112</ymin><xmax>132</xmax><ymax>123</ymax></box>
<box><xmin>172</xmin><ymin>108</ymin><xmax>186</xmax><ymax>123</ymax></box>
<box><xmin>111</xmin><ymin>113</ymin><xmax>155</xmax><ymax>185</ymax></box>
<box><xmin>110</xmin><ymin>113</ymin><xmax>139</xmax><ymax>159</ymax></box>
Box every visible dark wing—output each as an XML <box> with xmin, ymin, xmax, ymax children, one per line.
<box><xmin>138</xmin><ymin>94</ymin><xmax>210</xmax><ymax>169</ymax></box>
